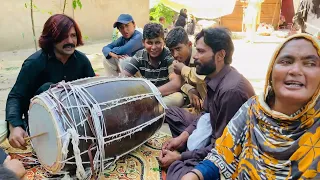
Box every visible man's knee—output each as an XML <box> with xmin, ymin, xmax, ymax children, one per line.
<box><xmin>0</xmin><ymin>120</ymin><xmax>8</xmax><ymax>143</ymax></box>
<box><xmin>118</xmin><ymin>57</ymin><xmax>131</xmax><ymax>72</ymax></box>
<box><xmin>166</xmin><ymin>160</ymin><xmax>194</xmax><ymax>180</ymax></box>
<box><xmin>162</xmin><ymin>92</ymin><xmax>185</xmax><ymax>107</ymax></box>
<box><xmin>102</xmin><ymin>57</ymin><xmax>120</xmax><ymax>77</ymax></box>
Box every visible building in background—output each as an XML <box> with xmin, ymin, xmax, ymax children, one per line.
<box><xmin>0</xmin><ymin>0</ymin><xmax>149</xmax><ymax>52</ymax></box>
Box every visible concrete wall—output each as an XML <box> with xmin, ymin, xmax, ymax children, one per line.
<box><xmin>0</xmin><ymin>0</ymin><xmax>149</xmax><ymax>52</ymax></box>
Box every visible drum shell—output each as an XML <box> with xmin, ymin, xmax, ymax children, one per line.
<box><xmin>29</xmin><ymin>77</ymin><xmax>165</xmax><ymax>174</ymax></box>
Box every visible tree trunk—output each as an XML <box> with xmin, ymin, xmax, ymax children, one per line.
<box><xmin>30</xmin><ymin>0</ymin><xmax>38</xmax><ymax>51</ymax></box>
<box><xmin>63</xmin><ymin>0</ymin><xmax>67</xmax><ymax>14</ymax></box>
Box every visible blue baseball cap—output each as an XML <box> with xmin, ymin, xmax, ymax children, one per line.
<box><xmin>113</xmin><ymin>14</ymin><xmax>134</xmax><ymax>28</ymax></box>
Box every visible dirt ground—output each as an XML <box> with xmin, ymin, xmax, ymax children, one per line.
<box><xmin>0</xmin><ymin>37</ymin><xmax>282</xmax><ymax>120</ymax></box>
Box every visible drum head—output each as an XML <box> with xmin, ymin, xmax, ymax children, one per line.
<box><xmin>29</xmin><ymin>99</ymin><xmax>63</xmax><ymax>173</ymax></box>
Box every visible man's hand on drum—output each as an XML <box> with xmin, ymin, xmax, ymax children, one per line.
<box><xmin>9</xmin><ymin>126</ymin><xmax>28</xmax><ymax>150</ymax></box>
<box><xmin>162</xmin><ymin>131</ymin><xmax>189</xmax><ymax>151</ymax></box>
<box><xmin>158</xmin><ymin>149</ymin><xmax>181</xmax><ymax>169</ymax></box>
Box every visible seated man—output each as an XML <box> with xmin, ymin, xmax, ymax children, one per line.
<box><xmin>1</xmin><ymin>122</ymin><xmax>25</xmax><ymax>180</ymax></box>
<box><xmin>102</xmin><ymin>14</ymin><xmax>144</xmax><ymax>76</ymax></box>
<box><xmin>165</xmin><ymin>27</ymin><xmax>209</xmax><ymax>150</ymax></box>
<box><xmin>158</xmin><ymin>27</ymin><xmax>255</xmax><ymax>180</ymax></box>
<box><xmin>6</xmin><ymin>14</ymin><xmax>95</xmax><ymax>150</ymax></box>
<box><xmin>122</xmin><ymin>23</ymin><xmax>184</xmax><ymax>107</ymax></box>
<box><xmin>165</xmin><ymin>27</ymin><xmax>206</xmax><ymax>112</ymax></box>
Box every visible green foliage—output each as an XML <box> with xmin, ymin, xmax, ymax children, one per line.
<box><xmin>73</xmin><ymin>0</ymin><xmax>82</xmax><ymax>9</ymax></box>
<box><xmin>24</xmin><ymin>2</ymin><xmax>52</xmax><ymax>15</ymax></box>
<box><xmin>150</xmin><ymin>3</ymin><xmax>176</xmax><ymax>26</ymax></box>
<box><xmin>83</xmin><ymin>35</ymin><xmax>89</xmax><ymax>41</ymax></box>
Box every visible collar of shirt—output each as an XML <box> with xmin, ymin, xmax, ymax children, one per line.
<box><xmin>205</xmin><ymin>64</ymin><xmax>232</xmax><ymax>92</ymax></box>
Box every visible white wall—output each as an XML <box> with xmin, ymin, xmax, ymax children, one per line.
<box><xmin>0</xmin><ymin>0</ymin><xmax>149</xmax><ymax>51</ymax></box>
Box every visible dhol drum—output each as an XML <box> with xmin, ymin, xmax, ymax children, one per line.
<box><xmin>28</xmin><ymin>77</ymin><xmax>166</xmax><ymax>179</ymax></box>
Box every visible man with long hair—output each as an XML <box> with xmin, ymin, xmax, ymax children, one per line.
<box><xmin>5</xmin><ymin>14</ymin><xmax>95</xmax><ymax>150</ymax></box>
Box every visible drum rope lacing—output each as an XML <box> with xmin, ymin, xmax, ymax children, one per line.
<box><xmin>37</xmin><ymin>77</ymin><xmax>166</xmax><ymax>179</ymax></box>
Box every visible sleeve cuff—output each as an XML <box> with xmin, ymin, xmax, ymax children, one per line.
<box><xmin>6</xmin><ymin>120</ymin><xmax>25</xmax><ymax>129</ymax></box>
<box><xmin>181</xmin><ymin>66</ymin><xmax>191</xmax><ymax>79</ymax></box>
<box><xmin>185</xmin><ymin>121</ymin><xmax>197</xmax><ymax>136</ymax></box>
<box><xmin>102</xmin><ymin>47</ymin><xmax>112</xmax><ymax>58</ymax></box>
<box><xmin>181</xmin><ymin>84</ymin><xmax>195</xmax><ymax>95</ymax></box>
<box><xmin>168</xmin><ymin>64</ymin><xmax>174</xmax><ymax>75</ymax></box>
<box><xmin>181</xmin><ymin>151</ymin><xmax>194</xmax><ymax>160</ymax></box>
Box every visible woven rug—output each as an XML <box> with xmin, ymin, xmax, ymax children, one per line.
<box><xmin>0</xmin><ymin>131</ymin><xmax>171</xmax><ymax>180</ymax></box>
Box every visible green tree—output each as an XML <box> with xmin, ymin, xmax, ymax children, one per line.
<box><xmin>63</xmin><ymin>0</ymin><xmax>82</xmax><ymax>14</ymax></box>
<box><xmin>30</xmin><ymin>0</ymin><xmax>38</xmax><ymax>51</ymax></box>
<box><xmin>150</xmin><ymin>3</ymin><xmax>176</xmax><ymax>26</ymax></box>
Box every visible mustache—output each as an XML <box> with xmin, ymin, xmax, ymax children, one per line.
<box><xmin>63</xmin><ymin>44</ymin><xmax>75</xmax><ymax>48</ymax></box>
<box><xmin>194</xmin><ymin>59</ymin><xmax>201</xmax><ymax>66</ymax></box>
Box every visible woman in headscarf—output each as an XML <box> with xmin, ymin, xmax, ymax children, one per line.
<box><xmin>181</xmin><ymin>33</ymin><xmax>320</xmax><ymax>179</ymax></box>
<box><xmin>175</xmin><ymin>8</ymin><xmax>188</xmax><ymax>28</ymax></box>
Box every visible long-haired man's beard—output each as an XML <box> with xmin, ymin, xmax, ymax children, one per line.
<box><xmin>195</xmin><ymin>58</ymin><xmax>216</xmax><ymax>75</ymax></box>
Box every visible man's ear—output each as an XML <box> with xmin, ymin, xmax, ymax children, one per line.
<box><xmin>187</xmin><ymin>41</ymin><xmax>192</xmax><ymax>47</ymax></box>
<box><xmin>217</xmin><ymin>50</ymin><xmax>226</xmax><ymax>63</ymax></box>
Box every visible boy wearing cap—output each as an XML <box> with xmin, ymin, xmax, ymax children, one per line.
<box><xmin>102</xmin><ymin>14</ymin><xmax>144</xmax><ymax>76</ymax></box>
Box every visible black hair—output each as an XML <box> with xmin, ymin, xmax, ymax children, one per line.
<box><xmin>143</xmin><ymin>23</ymin><xmax>164</xmax><ymax>40</ymax></box>
<box><xmin>165</xmin><ymin>27</ymin><xmax>189</xmax><ymax>48</ymax></box>
<box><xmin>195</xmin><ymin>27</ymin><xmax>234</xmax><ymax>64</ymax></box>
<box><xmin>180</xmin><ymin>8</ymin><xmax>187</xmax><ymax>14</ymax></box>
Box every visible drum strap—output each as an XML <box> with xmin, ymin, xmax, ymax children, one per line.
<box><xmin>68</xmin><ymin>128</ymin><xmax>87</xmax><ymax>179</ymax></box>
<box><xmin>87</xmin><ymin>110</ymin><xmax>97</xmax><ymax>138</ymax></box>
<box><xmin>87</xmin><ymin>111</ymin><xmax>98</xmax><ymax>179</ymax></box>
<box><xmin>88</xmin><ymin>143</ymin><xmax>97</xmax><ymax>179</ymax></box>
<box><xmin>48</xmin><ymin>86</ymin><xmax>76</xmax><ymax>130</ymax></box>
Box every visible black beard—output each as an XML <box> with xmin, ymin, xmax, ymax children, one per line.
<box><xmin>195</xmin><ymin>58</ymin><xmax>216</xmax><ymax>75</ymax></box>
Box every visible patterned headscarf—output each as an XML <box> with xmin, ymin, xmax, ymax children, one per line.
<box><xmin>205</xmin><ymin>33</ymin><xmax>320</xmax><ymax>179</ymax></box>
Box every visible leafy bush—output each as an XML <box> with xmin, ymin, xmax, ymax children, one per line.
<box><xmin>150</xmin><ymin>3</ymin><xmax>176</xmax><ymax>26</ymax></box>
